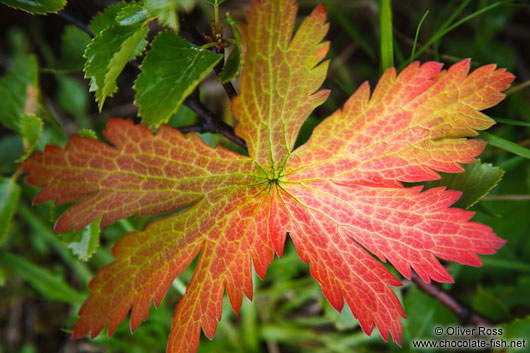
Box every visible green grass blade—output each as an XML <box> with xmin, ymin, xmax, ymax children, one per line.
<box><xmin>409</xmin><ymin>10</ymin><xmax>429</xmax><ymax>64</ymax></box>
<box><xmin>0</xmin><ymin>249</ymin><xmax>84</xmax><ymax>303</ymax></box>
<box><xmin>494</xmin><ymin>117</ymin><xmax>530</xmax><ymax>128</ymax></box>
<box><xmin>0</xmin><ymin>177</ymin><xmax>20</xmax><ymax>243</ymax></box>
<box><xmin>19</xmin><ymin>204</ymin><xmax>93</xmax><ymax>285</ymax></box>
<box><xmin>378</xmin><ymin>0</ymin><xmax>393</xmax><ymax>71</ymax></box>
<box><xmin>411</xmin><ymin>1</ymin><xmax>503</xmax><ymax>61</ymax></box>
<box><xmin>437</xmin><ymin>0</ymin><xmax>472</xmax><ymax>34</ymax></box>
<box><xmin>480</xmin><ymin>131</ymin><xmax>530</xmax><ymax>159</ymax></box>
<box><xmin>325</xmin><ymin>0</ymin><xmax>375</xmax><ymax>59</ymax></box>
<box><xmin>482</xmin><ymin>257</ymin><xmax>530</xmax><ymax>272</ymax></box>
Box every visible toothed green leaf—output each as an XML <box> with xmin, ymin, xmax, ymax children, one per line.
<box><xmin>116</xmin><ymin>2</ymin><xmax>148</xmax><ymax>25</ymax></box>
<box><xmin>145</xmin><ymin>0</ymin><xmax>180</xmax><ymax>31</ymax></box>
<box><xmin>84</xmin><ymin>3</ymin><xmax>149</xmax><ymax>110</ymax></box>
<box><xmin>0</xmin><ymin>0</ymin><xmax>66</xmax><ymax>14</ymax></box>
<box><xmin>423</xmin><ymin>160</ymin><xmax>504</xmax><ymax>209</ymax></box>
<box><xmin>59</xmin><ymin>219</ymin><xmax>101</xmax><ymax>261</ymax></box>
<box><xmin>89</xmin><ymin>1</ymin><xmax>129</xmax><ymax>34</ymax></box>
<box><xmin>134</xmin><ymin>31</ymin><xmax>222</xmax><ymax>127</ymax></box>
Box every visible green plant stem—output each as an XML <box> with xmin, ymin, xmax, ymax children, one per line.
<box><xmin>409</xmin><ymin>11</ymin><xmax>429</xmax><ymax>64</ymax></box>
<box><xmin>214</xmin><ymin>4</ymin><xmax>220</xmax><ymax>31</ymax></box>
<box><xmin>11</xmin><ymin>165</ymin><xmax>24</xmax><ymax>183</ymax></box>
<box><xmin>378</xmin><ymin>0</ymin><xmax>394</xmax><ymax>71</ymax></box>
<box><xmin>506</xmin><ymin>79</ymin><xmax>530</xmax><ymax>94</ymax></box>
<box><xmin>200</xmin><ymin>42</ymin><xmax>218</xmax><ymax>49</ymax></box>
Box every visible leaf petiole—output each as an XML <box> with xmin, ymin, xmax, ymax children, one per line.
<box><xmin>200</xmin><ymin>42</ymin><xmax>219</xmax><ymax>49</ymax></box>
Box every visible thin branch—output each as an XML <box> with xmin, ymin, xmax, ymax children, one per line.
<box><xmin>183</xmin><ymin>94</ymin><xmax>247</xmax><ymax>149</ymax></box>
<box><xmin>506</xmin><ymin>79</ymin><xmax>530</xmax><ymax>94</ymax></box>
<box><xmin>57</xmin><ymin>11</ymin><xmax>94</xmax><ymax>37</ymax></box>
<box><xmin>410</xmin><ymin>272</ymin><xmax>492</xmax><ymax>327</ymax></box>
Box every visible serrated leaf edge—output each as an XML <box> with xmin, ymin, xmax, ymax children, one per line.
<box><xmin>99</xmin><ymin>25</ymin><xmax>149</xmax><ymax>110</ymax></box>
<box><xmin>83</xmin><ymin>21</ymin><xmax>150</xmax><ymax>111</ymax></box>
<box><xmin>0</xmin><ymin>0</ymin><xmax>66</xmax><ymax>15</ymax></box>
<box><xmin>467</xmin><ymin>160</ymin><xmax>505</xmax><ymax>209</ymax></box>
<box><xmin>133</xmin><ymin>30</ymin><xmax>223</xmax><ymax>127</ymax></box>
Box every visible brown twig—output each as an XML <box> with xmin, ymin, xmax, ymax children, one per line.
<box><xmin>183</xmin><ymin>92</ymin><xmax>247</xmax><ymax>149</ymax></box>
<box><xmin>57</xmin><ymin>11</ymin><xmax>94</xmax><ymax>37</ymax></box>
<box><xmin>410</xmin><ymin>272</ymin><xmax>492</xmax><ymax>327</ymax></box>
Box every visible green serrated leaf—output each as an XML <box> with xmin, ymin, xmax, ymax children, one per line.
<box><xmin>89</xmin><ymin>1</ymin><xmax>129</xmax><ymax>34</ymax></box>
<box><xmin>145</xmin><ymin>0</ymin><xmax>179</xmax><ymax>31</ymax></box>
<box><xmin>60</xmin><ymin>25</ymin><xmax>91</xmax><ymax>70</ymax></box>
<box><xmin>0</xmin><ymin>54</ymin><xmax>38</xmax><ymax>131</ymax></box>
<box><xmin>16</xmin><ymin>114</ymin><xmax>43</xmax><ymax>162</ymax></box>
<box><xmin>116</xmin><ymin>2</ymin><xmax>148</xmax><ymax>25</ymax></box>
<box><xmin>202</xmin><ymin>0</ymin><xmax>225</xmax><ymax>5</ymax></box>
<box><xmin>0</xmin><ymin>0</ymin><xmax>66</xmax><ymax>14</ymax></box>
<box><xmin>423</xmin><ymin>160</ymin><xmax>504</xmax><ymax>209</ymax></box>
<box><xmin>0</xmin><ymin>177</ymin><xmax>21</xmax><ymax>242</ymax></box>
<box><xmin>59</xmin><ymin>219</ymin><xmax>101</xmax><ymax>261</ymax></box>
<box><xmin>135</xmin><ymin>31</ymin><xmax>222</xmax><ymax>127</ymax></box>
<box><xmin>219</xmin><ymin>12</ymin><xmax>242</xmax><ymax>84</ymax></box>
<box><xmin>0</xmin><ymin>249</ymin><xmax>82</xmax><ymax>302</ymax></box>
<box><xmin>78</xmin><ymin>128</ymin><xmax>98</xmax><ymax>139</ymax></box>
<box><xmin>84</xmin><ymin>5</ymin><xmax>149</xmax><ymax>110</ymax></box>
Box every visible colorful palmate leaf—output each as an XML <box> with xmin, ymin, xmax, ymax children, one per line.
<box><xmin>25</xmin><ymin>0</ymin><xmax>514</xmax><ymax>352</ymax></box>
